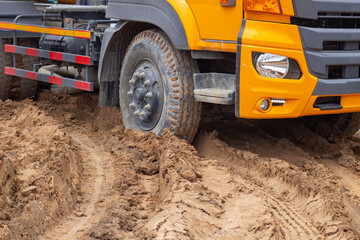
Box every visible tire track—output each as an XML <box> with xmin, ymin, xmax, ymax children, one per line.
<box><xmin>261</xmin><ymin>190</ymin><xmax>321</xmax><ymax>240</ymax></box>
<box><xmin>194</xmin><ymin>131</ymin><xmax>324</xmax><ymax>240</ymax></box>
<box><xmin>39</xmin><ymin>132</ymin><xmax>114</xmax><ymax>240</ymax></box>
<box><xmin>318</xmin><ymin>159</ymin><xmax>360</xmax><ymax>196</ymax></box>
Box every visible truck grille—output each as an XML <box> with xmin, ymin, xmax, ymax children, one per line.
<box><xmin>291</xmin><ymin>0</ymin><xmax>360</xmax><ymax>82</ymax></box>
<box><xmin>297</xmin><ymin>25</ymin><xmax>360</xmax><ymax>80</ymax></box>
<box><xmin>292</xmin><ymin>14</ymin><xmax>360</xmax><ymax>80</ymax></box>
<box><xmin>317</xmin><ymin>12</ymin><xmax>360</xmax><ymax>29</ymax></box>
<box><xmin>291</xmin><ymin>0</ymin><xmax>360</xmax><ymax>96</ymax></box>
<box><xmin>292</xmin><ymin>14</ymin><xmax>360</xmax><ymax>29</ymax></box>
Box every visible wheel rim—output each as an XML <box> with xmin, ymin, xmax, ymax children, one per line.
<box><xmin>127</xmin><ymin>59</ymin><xmax>164</xmax><ymax>131</ymax></box>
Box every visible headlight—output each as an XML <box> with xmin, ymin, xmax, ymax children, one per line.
<box><xmin>255</xmin><ymin>53</ymin><xmax>289</xmax><ymax>78</ymax></box>
<box><xmin>244</xmin><ymin>0</ymin><xmax>282</xmax><ymax>14</ymax></box>
<box><xmin>253</xmin><ymin>52</ymin><xmax>302</xmax><ymax>79</ymax></box>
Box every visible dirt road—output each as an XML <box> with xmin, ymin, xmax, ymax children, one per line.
<box><xmin>1</xmin><ymin>90</ymin><xmax>360</xmax><ymax>239</ymax></box>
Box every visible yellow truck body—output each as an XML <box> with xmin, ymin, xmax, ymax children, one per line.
<box><xmin>166</xmin><ymin>0</ymin><xmax>360</xmax><ymax>118</ymax></box>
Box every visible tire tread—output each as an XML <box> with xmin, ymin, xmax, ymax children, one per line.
<box><xmin>120</xmin><ymin>30</ymin><xmax>201</xmax><ymax>142</ymax></box>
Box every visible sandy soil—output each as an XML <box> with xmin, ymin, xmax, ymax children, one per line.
<box><xmin>1</xmin><ymin>90</ymin><xmax>360</xmax><ymax>240</ymax></box>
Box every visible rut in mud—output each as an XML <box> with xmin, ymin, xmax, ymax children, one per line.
<box><xmin>39</xmin><ymin>132</ymin><xmax>113</xmax><ymax>240</ymax></box>
<box><xmin>1</xmin><ymin>90</ymin><xmax>360</xmax><ymax>239</ymax></box>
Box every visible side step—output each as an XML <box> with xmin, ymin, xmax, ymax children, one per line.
<box><xmin>313</xmin><ymin>96</ymin><xmax>343</xmax><ymax>110</ymax></box>
<box><xmin>193</xmin><ymin>73</ymin><xmax>235</xmax><ymax>105</ymax></box>
<box><xmin>313</xmin><ymin>103</ymin><xmax>343</xmax><ymax>110</ymax></box>
<box><xmin>5</xmin><ymin>67</ymin><xmax>93</xmax><ymax>91</ymax></box>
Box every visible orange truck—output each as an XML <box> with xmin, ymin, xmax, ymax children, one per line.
<box><xmin>1</xmin><ymin>0</ymin><xmax>360</xmax><ymax>141</ymax></box>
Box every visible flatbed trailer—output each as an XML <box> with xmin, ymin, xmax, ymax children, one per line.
<box><xmin>1</xmin><ymin>0</ymin><xmax>360</xmax><ymax>141</ymax></box>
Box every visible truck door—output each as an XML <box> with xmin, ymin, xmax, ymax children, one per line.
<box><xmin>186</xmin><ymin>0</ymin><xmax>243</xmax><ymax>42</ymax></box>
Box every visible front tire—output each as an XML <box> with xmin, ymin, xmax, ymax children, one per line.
<box><xmin>119</xmin><ymin>30</ymin><xmax>201</xmax><ymax>142</ymax></box>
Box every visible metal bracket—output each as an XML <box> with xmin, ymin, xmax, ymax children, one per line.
<box><xmin>194</xmin><ymin>73</ymin><xmax>236</xmax><ymax>105</ymax></box>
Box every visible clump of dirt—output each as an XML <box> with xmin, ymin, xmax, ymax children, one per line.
<box><xmin>89</xmin><ymin>126</ymin><xmax>278</xmax><ymax>240</ymax></box>
<box><xmin>0</xmin><ymin>99</ymin><xmax>83</xmax><ymax>240</ymax></box>
<box><xmin>137</xmin><ymin>129</ymin><xmax>280</xmax><ymax>239</ymax></box>
<box><xmin>84</xmin><ymin>128</ymin><xmax>203</xmax><ymax>239</ymax></box>
<box><xmin>83</xmin><ymin>128</ymin><xmax>161</xmax><ymax>240</ymax></box>
<box><xmin>36</xmin><ymin>90</ymin><xmax>123</xmax><ymax>132</ymax></box>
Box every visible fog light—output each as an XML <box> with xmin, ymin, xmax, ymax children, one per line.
<box><xmin>253</xmin><ymin>53</ymin><xmax>302</xmax><ymax>79</ymax></box>
<box><xmin>260</xmin><ymin>99</ymin><xmax>270</xmax><ymax>111</ymax></box>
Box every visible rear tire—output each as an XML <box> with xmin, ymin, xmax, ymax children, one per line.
<box><xmin>0</xmin><ymin>39</ymin><xmax>13</xmax><ymax>101</ymax></box>
<box><xmin>302</xmin><ymin>113</ymin><xmax>360</xmax><ymax>141</ymax></box>
<box><xmin>119</xmin><ymin>30</ymin><xmax>201</xmax><ymax>142</ymax></box>
<box><xmin>17</xmin><ymin>38</ymin><xmax>38</xmax><ymax>100</ymax></box>
<box><xmin>0</xmin><ymin>38</ymin><xmax>38</xmax><ymax>101</ymax></box>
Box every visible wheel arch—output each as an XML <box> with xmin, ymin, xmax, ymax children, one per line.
<box><xmin>106</xmin><ymin>0</ymin><xmax>200</xmax><ymax>50</ymax></box>
<box><xmin>98</xmin><ymin>21</ymin><xmax>157</xmax><ymax>107</ymax></box>
<box><xmin>99</xmin><ymin>1</ymin><xmax>202</xmax><ymax>107</ymax></box>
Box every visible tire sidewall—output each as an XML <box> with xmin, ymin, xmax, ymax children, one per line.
<box><xmin>119</xmin><ymin>32</ymin><xmax>172</xmax><ymax>135</ymax></box>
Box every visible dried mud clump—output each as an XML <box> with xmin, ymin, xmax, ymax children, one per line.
<box><xmin>85</xmin><ymin>128</ymin><xmax>203</xmax><ymax>239</ymax></box>
<box><xmin>0</xmin><ymin>100</ymin><xmax>83</xmax><ymax>240</ymax></box>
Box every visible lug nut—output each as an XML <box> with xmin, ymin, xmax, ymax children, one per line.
<box><xmin>139</xmin><ymin>72</ymin><xmax>146</xmax><ymax>79</ymax></box>
<box><xmin>134</xmin><ymin>72</ymin><xmax>140</xmax><ymax>78</ymax></box>
<box><xmin>127</xmin><ymin>90</ymin><xmax>133</xmax><ymax>96</ymax></box>
<box><xmin>134</xmin><ymin>110</ymin><xmax>140</xmax><ymax>116</ymax></box>
<box><xmin>144</xmin><ymin>104</ymin><xmax>151</xmax><ymax>110</ymax></box>
<box><xmin>129</xmin><ymin>79</ymin><xmax>135</xmax><ymax>85</ymax></box>
<box><xmin>140</xmin><ymin>111</ymin><xmax>146</xmax><ymax>117</ymax></box>
<box><xmin>144</xmin><ymin>80</ymin><xmax>150</xmax><ymax>86</ymax></box>
<box><xmin>146</xmin><ymin>92</ymin><xmax>153</xmax><ymax>98</ymax></box>
<box><xmin>129</xmin><ymin>103</ymin><xmax>135</xmax><ymax>108</ymax></box>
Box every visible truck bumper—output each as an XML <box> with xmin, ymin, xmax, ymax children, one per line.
<box><xmin>237</xmin><ymin>20</ymin><xmax>360</xmax><ymax>119</ymax></box>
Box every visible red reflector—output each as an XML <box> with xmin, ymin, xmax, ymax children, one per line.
<box><xmin>5</xmin><ymin>45</ymin><xmax>15</xmax><ymax>53</ymax></box>
<box><xmin>50</xmin><ymin>52</ymin><xmax>63</xmax><ymax>61</ymax></box>
<box><xmin>4</xmin><ymin>67</ymin><xmax>15</xmax><ymax>75</ymax></box>
<box><xmin>220</xmin><ymin>0</ymin><xmax>235</xmax><ymax>6</ymax></box>
<box><xmin>26</xmin><ymin>71</ymin><xmax>38</xmax><ymax>80</ymax></box>
<box><xmin>75</xmin><ymin>55</ymin><xmax>91</xmax><ymax>65</ymax></box>
<box><xmin>26</xmin><ymin>48</ymin><xmax>38</xmax><ymax>57</ymax></box>
<box><xmin>75</xmin><ymin>81</ymin><xmax>91</xmax><ymax>91</ymax></box>
<box><xmin>49</xmin><ymin>76</ymin><xmax>62</xmax><ymax>85</ymax></box>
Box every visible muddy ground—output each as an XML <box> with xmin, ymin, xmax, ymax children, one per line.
<box><xmin>1</xmin><ymin>90</ymin><xmax>360</xmax><ymax>240</ymax></box>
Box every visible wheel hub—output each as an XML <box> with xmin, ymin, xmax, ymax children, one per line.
<box><xmin>128</xmin><ymin>61</ymin><xmax>163</xmax><ymax>130</ymax></box>
<box><xmin>134</xmin><ymin>87</ymin><xmax>146</xmax><ymax>102</ymax></box>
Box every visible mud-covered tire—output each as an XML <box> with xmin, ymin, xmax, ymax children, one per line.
<box><xmin>119</xmin><ymin>30</ymin><xmax>201</xmax><ymax>142</ymax></box>
<box><xmin>17</xmin><ymin>38</ymin><xmax>38</xmax><ymax>100</ymax></box>
<box><xmin>302</xmin><ymin>113</ymin><xmax>360</xmax><ymax>141</ymax></box>
<box><xmin>0</xmin><ymin>38</ymin><xmax>38</xmax><ymax>101</ymax></box>
<box><xmin>0</xmin><ymin>39</ymin><xmax>13</xmax><ymax>101</ymax></box>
